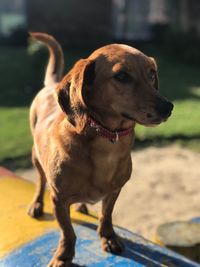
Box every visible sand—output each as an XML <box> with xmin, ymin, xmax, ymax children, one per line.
<box><xmin>17</xmin><ymin>145</ymin><xmax>200</xmax><ymax>241</ymax></box>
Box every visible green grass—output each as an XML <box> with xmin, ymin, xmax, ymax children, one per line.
<box><xmin>0</xmin><ymin>107</ymin><xmax>31</xmax><ymax>168</ymax></box>
<box><xmin>0</xmin><ymin>108</ymin><xmax>31</xmax><ymax>159</ymax></box>
<box><xmin>0</xmin><ymin>46</ymin><xmax>200</xmax><ymax>168</ymax></box>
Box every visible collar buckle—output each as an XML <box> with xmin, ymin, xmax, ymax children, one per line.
<box><xmin>111</xmin><ymin>132</ymin><xmax>119</xmax><ymax>143</ymax></box>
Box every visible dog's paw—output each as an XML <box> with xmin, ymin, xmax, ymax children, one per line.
<box><xmin>47</xmin><ymin>258</ymin><xmax>71</xmax><ymax>267</ymax></box>
<box><xmin>101</xmin><ymin>234</ymin><xmax>125</xmax><ymax>254</ymax></box>
<box><xmin>27</xmin><ymin>202</ymin><xmax>43</xmax><ymax>218</ymax></box>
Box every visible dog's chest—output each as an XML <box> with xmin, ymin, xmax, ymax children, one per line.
<box><xmin>86</xmin><ymin>139</ymin><xmax>132</xmax><ymax>198</ymax></box>
<box><xmin>51</xmin><ymin>136</ymin><xmax>132</xmax><ymax>204</ymax></box>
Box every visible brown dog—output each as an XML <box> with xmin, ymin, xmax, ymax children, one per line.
<box><xmin>28</xmin><ymin>32</ymin><xmax>173</xmax><ymax>267</ymax></box>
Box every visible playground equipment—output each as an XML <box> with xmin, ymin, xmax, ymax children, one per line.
<box><xmin>155</xmin><ymin>219</ymin><xmax>200</xmax><ymax>263</ymax></box>
<box><xmin>0</xmin><ymin>167</ymin><xmax>199</xmax><ymax>267</ymax></box>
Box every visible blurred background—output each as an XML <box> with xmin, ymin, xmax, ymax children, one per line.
<box><xmin>1</xmin><ymin>0</ymin><xmax>200</xmax><ymax>168</ymax></box>
<box><xmin>0</xmin><ymin>0</ymin><xmax>200</xmax><ymax>242</ymax></box>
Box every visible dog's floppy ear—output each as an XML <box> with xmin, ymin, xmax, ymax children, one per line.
<box><xmin>70</xmin><ymin>59</ymin><xmax>96</xmax><ymax>107</ymax></box>
<box><xmin>57</xmin><ymin>78</ymin><xmax>71</xmax><ymax>116</ymax></box>
<box><xmin>149</xmin><ymin>57</ymin><xmax>159</xmax><ymax>91</ymax></box>
<box><xmin>57</xmin><ymin>59</ymin><xmax>95</xmax><ymax>126</ymax></box>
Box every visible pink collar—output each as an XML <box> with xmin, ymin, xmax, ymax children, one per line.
<box><xmin>87</xmin><ymin>117</ymin><xmax>133</xmax><ymax>143</ymax></box>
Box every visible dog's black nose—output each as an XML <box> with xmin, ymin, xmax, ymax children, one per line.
<box><xmin>156</xmin><ymin>101</ymin><xmax>173</xmax><ymax>117</ymax></box>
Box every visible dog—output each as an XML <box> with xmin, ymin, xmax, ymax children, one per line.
<box><xmin>27</xmin><ymin>32</ymin><xmax>173</xmax><ymax>267</ymax></box>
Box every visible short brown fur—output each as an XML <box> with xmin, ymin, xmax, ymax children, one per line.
<box><xmin>28</xmin><ymin>33</ymin><xmax>173</xmax><ymax>267</ymax></box>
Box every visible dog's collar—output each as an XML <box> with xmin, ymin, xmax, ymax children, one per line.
<box><xmin>87</xmin><ymin>117</ymin><xmax>133</xmax><ymax>143</ymax></box>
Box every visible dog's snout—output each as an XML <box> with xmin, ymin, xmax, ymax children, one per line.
<box><xmin>156</xmin><ymin>101</ymin><xmax>173</xmax><ymax>117</ymax></box>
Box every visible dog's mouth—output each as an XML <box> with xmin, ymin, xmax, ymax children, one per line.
<box><xmin>121</xmin><ymin>112</ymin><xmax>148</xmax><ymax>125</ymax></box>
<box><xmin>121</xmin><ymin>112</ymin><xmax>136</xmax><ymax>121</ymax></box>
<box><xmin>121</xmin><ymin>112</ymin><xmax>168</xmax><ymax>126</ymax></box>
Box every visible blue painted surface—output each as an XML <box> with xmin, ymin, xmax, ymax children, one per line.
<box><xmin>1</xmin><ymin>223</ymin><xmax>200</xmax><ymax>267</ymax></box>
<box><xmin>191</xmin><ymin>217</ymin><xmax>200</xmax><ymax>223</ymax></box>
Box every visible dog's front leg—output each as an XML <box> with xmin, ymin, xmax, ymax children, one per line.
<box><xmin>48</xmin><ymin>196</ymin><xmax>76</xmax><ymax>267</ymax></box>
<box><xmin>98</xmin><ymin>189</ymin><xmax>124</xmax><ymax>254</ymax></box>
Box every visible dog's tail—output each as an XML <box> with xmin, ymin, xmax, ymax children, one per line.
<box><xmin>30</xmin><ymin>32</ymin><xmax>64</xmax><ymax>86</ymax></box>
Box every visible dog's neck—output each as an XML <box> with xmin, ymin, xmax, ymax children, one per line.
<box><xmin>63</xmin><ymin>103</ymin><xmax>136</xmax><ymax>142</ymax></box>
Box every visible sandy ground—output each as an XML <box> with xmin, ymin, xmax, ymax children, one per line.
<box><xmin>17</xmin><ymin>145</ymin><xmax>200</xmax><ymax>241</ymax></box>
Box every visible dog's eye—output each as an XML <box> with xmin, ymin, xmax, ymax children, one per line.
<box><xmin>114</xmin><ymin>71</ymin><xmax>132</xmax><ymax>83</ymax></box>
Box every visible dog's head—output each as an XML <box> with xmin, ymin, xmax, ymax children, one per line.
<box><xmin>57</xmin><ymin>44</ymin><xmax>173</xmax><ymax>128</ymax></box>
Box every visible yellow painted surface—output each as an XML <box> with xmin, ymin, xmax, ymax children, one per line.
<box><xmin>152</xmin><ymin>234</ymin><xmax>165</xmax><ymax>247</ymax></box>
<box><xmin>0</xmin><ymin>176</ymin><xmax>97</xmax><ymax>258</ymax></box>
